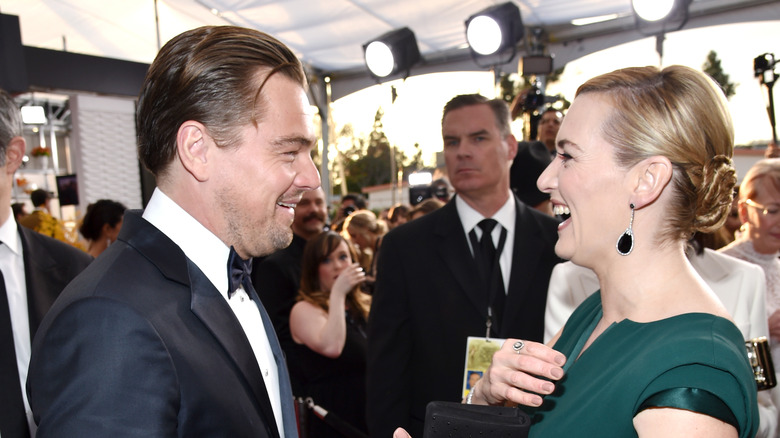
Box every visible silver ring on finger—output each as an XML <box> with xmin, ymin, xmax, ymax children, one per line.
<box><xmin>512</xmin><ymin>341</ymin><xmax>525</xmax><ymax>354</ymax></box>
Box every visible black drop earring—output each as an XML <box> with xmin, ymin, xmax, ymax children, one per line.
<box><xmin>616</xmin><ymin>203</ymin><xmax>635</xmax><ymax>256</ymax></box>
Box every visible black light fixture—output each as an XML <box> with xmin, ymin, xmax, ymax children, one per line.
<box><xmin>632</xmin><ymin>0</ymin><xmax>691</xmax><ymax>34</ymax></box>
<box><xmin>755</xmin><ymin>53</ymin><xmax>777</xmax><ymax>85</ymax></box>
<box><xmin>465</xmin><ymin>2</ymin><xmax>524</xmax><ymax>65</ymax></box>
<box><xmin>363</xmin><ymin>27</ymin><xmax>421</xmax><ymax>80</ymax></box>
<box><xmin>755</xmin><ymin>53</ymin><xmax>778</xmax><ymax>144</ymax></box>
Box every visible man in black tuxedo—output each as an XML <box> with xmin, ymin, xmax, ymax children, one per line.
<box><xmin>251</xmin><ymin>186</ymin><xmax>327</xmax><ymax>392</ymax></box>
<box><xmin>27</xmin><ymin>26</ymin><xmax>320</xmax><ymax>437</ymax></box>
<box><xmin>367</xmin><ymin>94</ymin><xmax>561</xmax><ymax>437</ymax></box>
<box><xmin>0</xmin><ymin>89</ymin><xmax>92</xmax><ymax>438</ymax></box>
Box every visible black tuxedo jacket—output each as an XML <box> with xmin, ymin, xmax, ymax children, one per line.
<box><xmin>366</xmin><ymin>196</ymin><xmax>561</xmax><ymax>437</ymax></box>
<box><xmin>2</xmin><ymin>227</ymin><xmax>91</xmax><ymax>438</ymax></box>
<box><xmin>252</xmin><ymin>233</ymin><xmax>306</xmax><ymax>346</ymax></box>
<box><xmin>252</xmin><ymin>233</ymin><xmax>307</xmax><ymax>395</ymax></box>
<box><xmin>28</xmin><ymin>211</ymin><xmax>287</xmax><ymax>438</ymax></box>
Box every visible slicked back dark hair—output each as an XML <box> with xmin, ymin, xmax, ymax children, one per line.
<box><xmin>136</xmin><ymin>25</ymin><xmax>306</xmax><ymax>177</ymax></box>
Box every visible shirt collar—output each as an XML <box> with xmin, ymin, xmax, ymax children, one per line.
<box><xmin>456</xmin><ymin>193</ymin><xmax>516</xmax><ymax>236</ymax></box>
<box><xmin>0</xmin><ymin>210</ymin><xmax>22</xmax><ymax>256</ymax></box>
<box><xmin>142</xmin><ymin>188</ymin><xmax>231</xmax><ymax>297</ymax></box>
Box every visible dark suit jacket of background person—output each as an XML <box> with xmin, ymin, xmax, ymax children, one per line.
<box><xmin>3</xmin><ymin>226</ymin><xmax>91</xmax><ymax>438</ymax></box>
<box><xmin>510</xmin><ymin>141</ymin><xmax>552</xmax><ymax>207</ymax></box>
<box><xmin>366</xmin><ymin>195</ymin><xmax>561</xmax><ymax>438</ymax></box>
<box><xmin>28</xmin><ymin>211</ymin><xmax>286</xmax><ymax>438</ymax></box>
<box><xmin>252</xmin><ymin>232</ymin><xmax>307</xmax><ymax>394</ymax></box>
<box><xmin>18</xmin><ymin>225</ymin><xmax>92</xmax><ymax>337</ymax></box>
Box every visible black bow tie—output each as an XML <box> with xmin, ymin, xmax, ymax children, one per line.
<box><xmin>227</xmin><ymin>246</ymin><xmax>253</xmax><ymax>297</ymax></box>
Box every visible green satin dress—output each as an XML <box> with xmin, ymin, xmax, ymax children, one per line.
<box><xmin>526</xmin><ymin>292</ymin><xmax>759</xmax><ymax>437</ymax></box>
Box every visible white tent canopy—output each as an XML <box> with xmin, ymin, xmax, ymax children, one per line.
<box><xmin>1</xmin><ymin>0</ymin><xmax>777</xmax><ymax>99</ymax></box>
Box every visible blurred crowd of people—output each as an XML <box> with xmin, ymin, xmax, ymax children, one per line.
<box><xmin>12</xmin><ymin>188</ymin><xmax>126</xmax><ymax>257</ymax></box>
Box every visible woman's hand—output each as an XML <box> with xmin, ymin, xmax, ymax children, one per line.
<box><xmin>289</xmin><ymin>262</ymin><xmax>364</xmax><ymax>358</ymax></box>
<box><xmin>331</xmin><ymin>262</ymin><xmax>366</xmax><ymax>299</ymax></box>
<box><xmin>471</xmin><ymin>339</ymin><xmax>566</xmax><ymax>407</ymax></box>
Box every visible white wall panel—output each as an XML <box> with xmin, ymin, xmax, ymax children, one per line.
<box><xmin>70</xmin><ymin>94</ymin><xmax>142</xmax><ymax>211</ymax></box>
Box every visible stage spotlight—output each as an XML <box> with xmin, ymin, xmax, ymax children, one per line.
<box><xmin>363</xmin><ymin>27</ymin><xmax>420</xmax><ymax>79</ymax></box>
<box><xmin>465</xmin><ymin>2</ymin><xmax>523</xmax><ymax>63</ymax></box>
<box><xmin>21</xmin><ymin>106</ymin><xmax>46</xmax><ymax>125</ymax></box>
<box><xmin>632</xmin><ymin>0</ymin><xmax>675</xmax><ymax>22</ymax></box>
<box><xmin>632</xmin><ymin>0</ymin><xmax>691</xmax><ymax>32</ymax></box>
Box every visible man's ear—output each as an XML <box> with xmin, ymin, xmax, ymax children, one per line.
<box><xmin>629</xmin><ymin>155</ymin><xmax>673</xmax><ymax>208</ymax></box>
<box><xmin>505</xmin><ymin>133</ymin><xmax>518</xmax><ymax>162</ymax></box>
<box><xmin>5</xmin><ymin>137</ymin><xmax>26</xmax><ymax>174</ymax></box>
<box><xmin>176</xmin><ymin>121</ymin><xmax>210</xmax><ymax>182</ymax></box>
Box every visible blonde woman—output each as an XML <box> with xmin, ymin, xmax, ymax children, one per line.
<box><xmin>343</xmin><ymin>209</ymin><xmax>388</xmax><ymax>293</ymax></box>
<box><xmin>721</xmin><ymin>158</ymin><xmax>780</xmax><ymax>400</ymax></box>
<box><xmin>398</xmin><ymin>66</ymin><xmax>759</xmax><ymax>437</ymax></box>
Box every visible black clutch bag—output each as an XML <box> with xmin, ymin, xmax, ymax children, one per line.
<box><xmin>423</xmin><ymin>401</ymin><xmax>531</xmax><ymax>438</ymax></box>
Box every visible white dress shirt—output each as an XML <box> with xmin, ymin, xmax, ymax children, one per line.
<box><xmin>456</xmin><ymin>194</ymin><xmax>516</xmax><ymax>294</ymax></box>
<box><xmin>0</xmin><ymin>210</ymin><xmax>35</xmax><ymax>434</ymax></box>
<box><xmin>142</xmin><ymin>188</ymin><xmax>284</xmax><ymax>436</ymax></box>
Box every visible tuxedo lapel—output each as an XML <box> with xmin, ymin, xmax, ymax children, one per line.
<box><xmin>121</xmin><ymin>212</ymin><xmax>280</xmax><ymax>437</ymax></box>
<box><xmin>245</xmin><ymin>285</ymin><xmax>298</xmax><ymax>438</ymax></box>
<box><xmin>434</xmin><ymin>201</ymin><xmax>488</xmax><ymax>320</ymax></box>
<box><xmin>189</xmin><ymin>263</ymin><xmax>280</xmax><ymax>437</ymax></box>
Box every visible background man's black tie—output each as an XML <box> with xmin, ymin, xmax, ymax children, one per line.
<box><xmin>470</xmin><ymin>219</ymin><xmax>506</xmax><ymax>336</ymax></box>
<box><xmin>227</xmin><ymin>247</ymin><xmax>299</xmax><ymax>438</ymax></box>
<box><xmin>0</xmin><ymin>266</ymin><xmax>31</xmax><ymax>438</ymax></box>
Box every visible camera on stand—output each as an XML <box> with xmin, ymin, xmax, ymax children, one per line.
<box><xmin>520</xmin><ymin>82</ymin><xmax>545</xmax><ymax>112</ymax></box>
<box><xmin>754</xmin><ymin>53</ymin><xmax>778</xmax><ymax>144</ymax></box>
<box><xmin>408</xmin><ymin>172</ymin><xmax>449</xmax><ymax>206</ymax></box>
<box><xmin>755</xmin><ymin>53</ymin><xmax>777</xmax><ymax>85</ymax></box>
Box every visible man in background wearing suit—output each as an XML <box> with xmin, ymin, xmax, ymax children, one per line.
<box><xmin>0</xmin><ymin>89</ymin><xmax>92</xmax><ymax>438</ymax></box>
<box><xmin>252</xmin><ymin>186</ymin><xmax>328</xmax><ymax>393</ymax></box>
<box><xmin>367</xmin><ymin>94</ymin><xmax>561</xmax><ymax>437</ymax></box>
<box><xmin>27</xmin><ymin>26</ymin><xmax>319</xmax><ymax>437</ymax></box>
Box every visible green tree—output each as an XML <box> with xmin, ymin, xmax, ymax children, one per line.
<box><xmin>341</xmin><ymin>108</ymin><xmax>424</xmax><ymax>193</ymax></box>
<box><xmin>703</xmin><ymin>50</ymin><xmax>737</xmax><ymax>99</ymax></box>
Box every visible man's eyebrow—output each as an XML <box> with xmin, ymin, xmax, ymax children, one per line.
<box><xmin>469</xmin><ymin>129</ymin><xmax>489</xmax><ymax>137</ymax></box>
<box><xmin>443</xmin><ymin>129</ymin><xmax>490</xmax><ymax>140</ymax></box>
<box><xmin>272</xmin><ymin>135</ymin><xmax>317</xmax><ymax>148</ymax></box>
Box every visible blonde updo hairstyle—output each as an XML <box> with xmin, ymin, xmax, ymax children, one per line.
<box><xmin>576</xmin><ymin>65</ymin><xmax>736</xmax><ymax>243</ymax></box>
